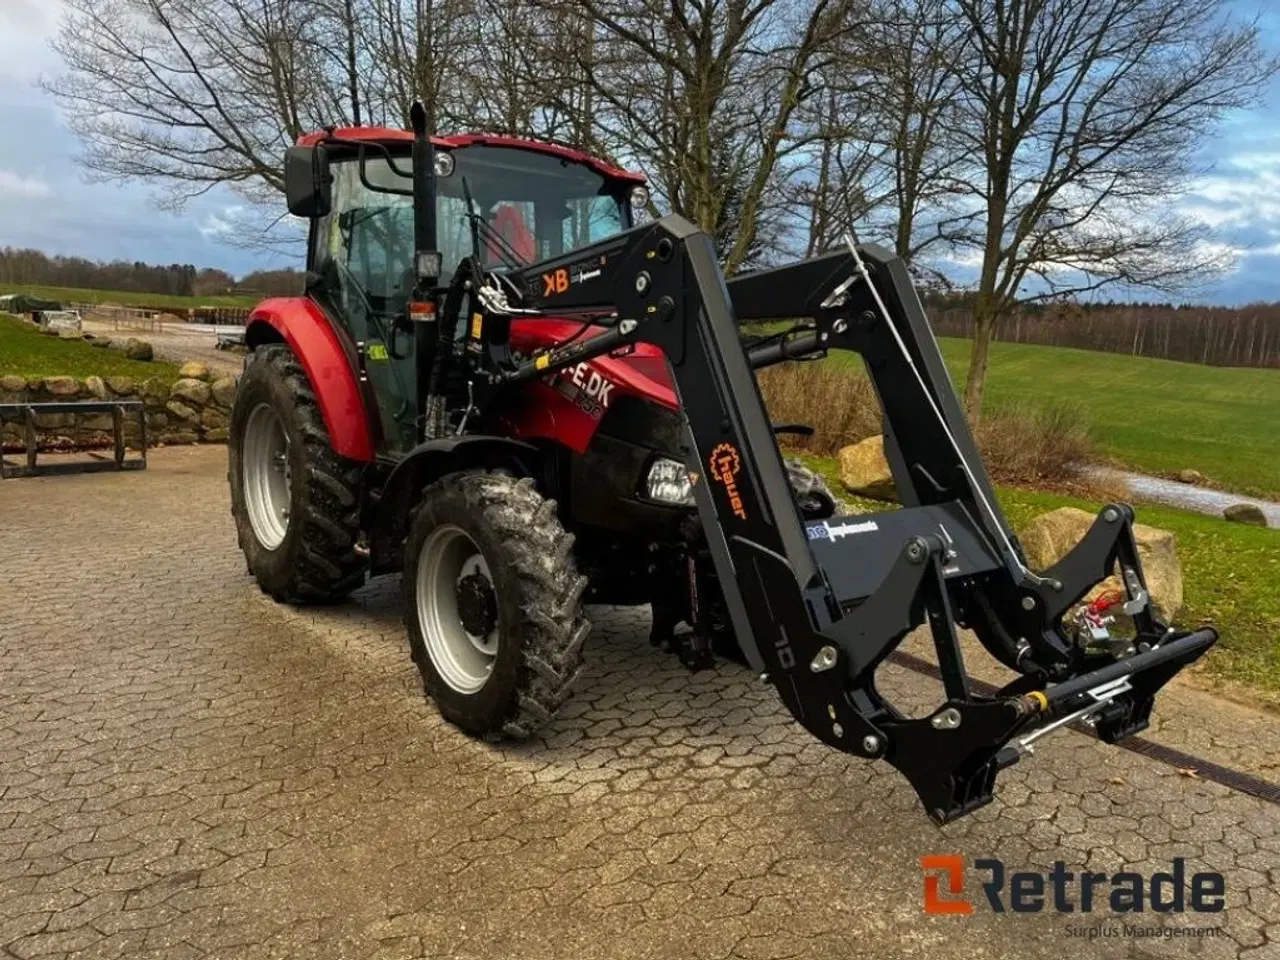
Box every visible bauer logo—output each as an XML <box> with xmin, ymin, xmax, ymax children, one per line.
<box><xmin>708</xmin><ymin>443</ymin><xmax>747</xmax><ymax>520</ymax></box>
<box><xmin>921</xmin><ymin>856</ymin><xmax>1225</xmax><ymax>916</ymax></box>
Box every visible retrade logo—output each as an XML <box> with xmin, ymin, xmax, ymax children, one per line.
<box><xmin>708</xmin><ymin>443</ymin><xmax>748</xmax><ymax>520</ymax></box>
<box><xmin>920</xmin><ymin>856</ymin><xmax>1225</xmax><ymax>916</ymax></box>
<box><xmin>921</xmin><ymin>855</ymin><xmax>973</xmax><ymax>915</ymax></box>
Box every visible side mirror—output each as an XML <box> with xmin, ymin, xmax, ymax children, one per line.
<box><xmin>285</xmin><ymin>145</ymin><xmax>332</xmax><ymax>218</ymax></box>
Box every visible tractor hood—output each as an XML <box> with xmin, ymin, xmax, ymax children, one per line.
<box><xmin>508</xmin><ymin>317</ymin><xmax>679</xmax><ymax>411</ymax></box>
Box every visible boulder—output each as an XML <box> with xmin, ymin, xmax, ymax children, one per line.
<box><xmin>171</xmin><ymin>378</ymin><xmax>212</xmax><ymax>405</ymax></box>
<box><xmin>204</xmin><ymin>427</ymin><xmax>230</xmax><ymax>442</ymax></box>
<box><xmin>837</xmin><ymin>435</ymin><xmax>898</xmax><ymax>501</ymax></box>
<box><xmin>210</xmin><ymin>377</ymin><xmax>238</xmax><ymax>407</ymax></box>
<box><xmin>1223</xmin><ymin>503</ymin><xmax>1267</xmax><ymax>527</ymax></box>
<box><xmin>141</xmin><ymin>378</ymin><xmax>170</xmax><ymax>401</ymax></box>
<box><xmin>105</xmin><ymin>376</ymin><xmax>136</xmax><ymax>396</ymax></box>
<box><xmin>1021</xmin><ymin>506</ymin><xmax>1182</xmax><ymax>621</ymax></box>
<box><xmin>113</xmin><ymin>338</ymin><xmax>154</xmax><ymax>361</ymax></box>
<box><xmin>80</xmin><ymin>413</ymin><xmax>116</xmax><ymax>431</ymax></box>
<box><xmin>1177</xmin><ymin>469</ymin><xmax>1204</xmax><ymax>484</ymax></box>
<box><xmin>84</xmin><ymin>375</ymin><xmax>108</xmax><ymax>400</ymax></box>
<box><xmin>159</xmin><ymin>430</ymin><xmax>200</xmax><ymax>445</ymax></box>
<box><xmin>178</xmin><ymin>361</ymin><xmax>212</xmax><ymax>381</ymax></box>
<box><xmin>200</xmin><ymin>409</ymin><xmax>229</xmax><ymax>430</ymax></box>
<box><xmin>89</xmin><ymin>336</ymin><xmax>113</xmax><ymax>349</ymax></box>
<box><xmin>0</xmin><ymin>375</ymin><xmax>26</xmax><ymax>393</ymax></box>
<box><xmin>165</xmin><ymin>400</ymin><xmax>201</xmax><ymax>423</ymax></box>
<box><xmin>42</xmin><ymin>376</ymin><xmax>81</xmax><ymax>397</ymax></box>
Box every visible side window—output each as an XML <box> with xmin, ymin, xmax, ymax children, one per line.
<box><xmin>346</xmin><ymin>204</ymin><xmax>413</xmax><ymax>302</ymax></box>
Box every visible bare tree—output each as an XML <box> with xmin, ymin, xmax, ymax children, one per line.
<box><xmin>45</xmin><ymin>0</ymin><xmax>332</xmax><ymax>208</ymax></box>
<box><xmin>539</xmin><ymin>0</ymin><xmax>858</xmax><ymax>273</ymax></box>
<box><xmin>944</xmin><ymin>0</ymin><xmax>1275</xmax><ymax>417</ymax></box>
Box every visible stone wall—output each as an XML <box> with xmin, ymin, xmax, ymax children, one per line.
<box><xmin>0</xmin><ymin>362</ymin><xmax>238</xmax><ymax>450</ymax></box>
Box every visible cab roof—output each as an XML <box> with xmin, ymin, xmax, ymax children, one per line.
<box><xmin>295</xmin><ymin>128</ymin><xmax>646</xmax><ymax>185</ymax></box>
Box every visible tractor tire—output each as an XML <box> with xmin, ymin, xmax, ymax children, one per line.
<box><xmin>785</xmin><ymin>458</ymin><xmax>839</xmax><ymax>519</ymax></box>
<box><xmin>229</xmin><ymin>344</ymin><xmax>367</xmax><ymax>603</ymax></box>
<box><xmin>404</xmin><ymin>472</ymin><xmax>589</xmax><ymax>740</ymax></box>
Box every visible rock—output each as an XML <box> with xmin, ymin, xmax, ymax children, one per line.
<box><xmin>178</xmin><ymin>361</ymin><xmax>211</xmax><ymax>381</ymax></box>
<box><xmin>1021</xmin><ymin>506</ymin><xmax>1182</xmax><ymax>621</ymax></box>
<box><xmin>200</xmin><ymin>409</ymin><xmax>228</xmax><ymax>430</ymax></box>
<box><xmin>147</xmin><ymin>413</ymin><xmax>169</xmax><ymax>430</ymax></box>
<box><xmin>84</xmin><ymin>375</ymin><xmax>108</xmax><ymax>400</ymax></box>
<box><xmin>210</xmin><ymin>377</ymin><xmax>238</xmax><ymax>407</ymax></box>
<box><xmin>837</xmin><ymin>435</ymin><xmax>898</xmax><ymax>501</ymax></box>
<box><xmin>165</xmin><ymin>400</ymin><xmax>201</xmax><ymax>423</ymax></box>
<box><xmin>113</xmin><ymin>338</ymin><xmax>154</xmax><ymax>361</ymax></box>
<box><xmin>58</xmin><ymin>329</ymin><xmax>85</xmax><ymax>340</ymax></box>
<box><xmin>1223</xmin><ymin>503</ymin><xmax>1267</xmax><ymax>527</ymax></box>
<box><xmin>171</xmin><ymin>378</ymin><xmax>212</xmax><ymax>405</ymax></box>
<box><xmin>0</xmin><ymin>375</ymin><xmax>26</xmax><ymax>392</ymax></box>
<box><xmin>105</xmin><ymin>376</ymin><xmax>136</xmax><ymax>396</ymax></box>
<box><xmin>204</xmin><ymin>427</ymin><xmax>230</xmax><ymax>442</ymax></box>
<box><xmin>141</xmin><ymin>378</ymin><xmax>170</xmax><ymax>401</ymax></box>
<box><xmin>89</xmin><ymin>336</ymin><xmax>112</xmax><ymax>348</ymax></box>
<box><xmin>42</xmin><ymin>376</ymin><xmax>81</xmax><ymax>397</ymax></box>
<box><xmin>159</xmin><ymin>430</ymin><xmax>200</xmax><ymax>445</ymax></box>
<box><xmin>80</xmin><ymin>413</ymin><xmax>116</xmax><ymax>431</ymax></box>
<box><xmin>1176</xmin><ymin>469</ymin><xmax>1204</xmax><ymax>484</ymax></box>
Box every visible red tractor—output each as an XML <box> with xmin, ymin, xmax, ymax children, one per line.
<box><xmin>230</xmin><ymin>104</ymin><xmax>1217</xmax><ymax>822</ymax></box>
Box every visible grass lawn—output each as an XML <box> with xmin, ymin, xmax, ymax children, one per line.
<box><xmin>798</xmin><ymin>453</ymin><xmax>1280</xmax><ymax>708</ymax></box>
<box><xmin>0</xmin><ymin>283</ymin><xmax>258</xmax><ymax>310</ymax></box>
<box><xmin>0</xmin><ymin>314</ymin><xmax>181</xmax><ymax>381</ymax></box>
<box><xmin>823</xmin><ymin>337</ymin><xmax>1280</xmax><ymax>499</ymax></box>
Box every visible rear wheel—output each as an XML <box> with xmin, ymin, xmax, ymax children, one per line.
<box><xmin>229</xmin><ymin>345</ymin><xmax>367</xmax><ymax>603</ymax></box>
<box><xmin>405</xmin><ymin>472</ymin><xmax>589</xmax><ymax>739</ymax></box>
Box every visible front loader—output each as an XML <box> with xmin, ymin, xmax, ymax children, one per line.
<box><xmin>229</xmin><ymin>103</ymin><xmax>1217</xmax><ymax>823</ymax></box>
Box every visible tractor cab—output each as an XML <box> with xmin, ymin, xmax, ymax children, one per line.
<box><xmin>285</xmin><ymin>127</ymin><xmax>648</xmax><ymax>452</ymax></box>
<box><xmin>295</xmin><ymin>129</ymin><xmax>646</xmax><ymax>313</ymax></box>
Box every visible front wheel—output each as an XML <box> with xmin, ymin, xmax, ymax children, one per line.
<box><xmin>228</xmin><ymin>345</ymin><xmax>367</xmax><ymax>603</ymax></box>
<box><xmin>404</xmin><ymin>472</ymin><xmax>589</xmax><ymax>739</ymax></box>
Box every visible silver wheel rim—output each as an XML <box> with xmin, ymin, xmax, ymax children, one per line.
<box><xmin>242</xmin><ymin>402</ymin><xmax>292</xmax><ymax>550</ymax></box>
<box><xmin>417</xmin><ymin>525</ymin><xmax>499</xmax><ymax>694</ymax></box>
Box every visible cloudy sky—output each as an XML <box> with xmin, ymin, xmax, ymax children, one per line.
<box><xmin>2</xmin><ymin>0</ymin><xmax>1280</xmax><ymax>301</ymax></box>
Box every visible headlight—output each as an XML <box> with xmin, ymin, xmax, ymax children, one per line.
<box><xmin>645</xmin><ymin>457</ymin><xmax>694</xmax><ymax>506</ymax></box>
<box><xmin>434</xmin><ymin>151</ymin><xmax>455</xmax><ymax>177</ymax></box>
<box><xmin>629</xmin><ymin>185</ymin><xmax>650</xmax><ymax>209</ymax></box>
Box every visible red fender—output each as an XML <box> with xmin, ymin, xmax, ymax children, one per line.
<box><xmin>245</xmin><ymin>298</ymin><xmax>376</xmax><ymax>462</ymax></box>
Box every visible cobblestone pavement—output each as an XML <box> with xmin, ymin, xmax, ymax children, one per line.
<box><xmin>2</xmin><ymin>446</ymin><xmax>1278</xmax><ymax>960</ymax></box>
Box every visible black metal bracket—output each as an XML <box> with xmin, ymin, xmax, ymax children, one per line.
<box><xmin>484</xmin><ymin>215</ymin><xmax>1220</xmax><ymax>822</ymax></box>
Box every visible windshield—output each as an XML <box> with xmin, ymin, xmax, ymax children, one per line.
<box><xmin>311</xmin><ymin>144</ymin><xmax>630</xmax><ymax>316</ymax></box>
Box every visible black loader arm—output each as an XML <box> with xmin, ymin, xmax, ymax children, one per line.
<box><xmin>496</xmin><ymin>216</ymin><xmax>1217</xmax><ymax>823</ymax></box>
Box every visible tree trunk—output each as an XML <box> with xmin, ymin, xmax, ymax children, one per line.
<box><xmin>963</xmin><ymin>301</ymin><xmax>996</xmax><ymax>420</ymax></box>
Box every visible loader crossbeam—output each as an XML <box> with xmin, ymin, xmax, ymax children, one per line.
<box><xmin>493</xmin><ymin>215</ymin><xmax>1216</xmax><ymax>822</ymax></box>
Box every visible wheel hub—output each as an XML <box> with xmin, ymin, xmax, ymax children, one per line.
<box><xmin>241</xmin><ymin>402</ymin><xmax>291</xmax><ymax>550</ymax></box>
<box><xmin>416</xmin><ymin>525</ymin><xmax>501</xmax><ymax>694</ymax></box>
<box><xmin>456</xmin><ymin>572</ymin><xmax>498</xmax><ymax>638</ymax></box>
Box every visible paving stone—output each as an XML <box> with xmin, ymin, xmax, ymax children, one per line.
<box><xmin>0</xmin><ymin>446</ymin><xmax>1276</xmax><ymax>959</ymax></box>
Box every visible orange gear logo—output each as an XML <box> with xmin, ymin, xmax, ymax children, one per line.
<box><xmin>708</xmin><ymin>443</ymin><xmax>748</xmax><ymax>520</ymax></box>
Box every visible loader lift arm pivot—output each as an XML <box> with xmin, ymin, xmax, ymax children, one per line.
<box><xmin>487</xmin><ymin>215</ymin><xmax>1216</xmax><ymax>823</ymax></box>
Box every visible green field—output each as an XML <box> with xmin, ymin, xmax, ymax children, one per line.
<box><xmin>798</xmin><ymin>454</ymin><xmax>1280</xmax><ymax>707</ymax></box>
<box><xmin>825</xmin><ymin>338</ymin><xmax>1280</xmax><ymax>499</ymax></box>
<box><xmin>0</xmin><ymin>314</ymin><xmax>181</xmax><ymax>381</ymax></box>
<box><xmin>0</xmin><ymin>283</ymin><xmax>258</xmax><ymax>310</ymax></box>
